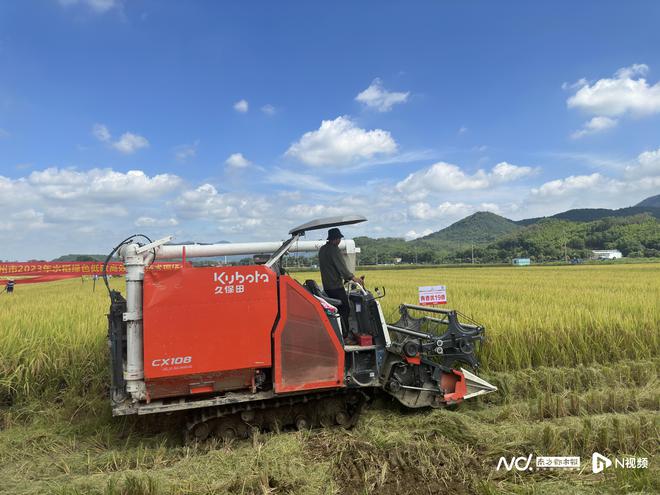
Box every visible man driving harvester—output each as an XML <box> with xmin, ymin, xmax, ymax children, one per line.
<box><xmin>319</xmin><ymin>227</ymin><xmax>364</xmax><ymax>340</ymax></box>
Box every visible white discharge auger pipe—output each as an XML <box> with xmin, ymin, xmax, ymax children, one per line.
<box><xmin>154</xmin><ymin>239</ymin><xmax>356</xmax><ymax>259</ymax></box>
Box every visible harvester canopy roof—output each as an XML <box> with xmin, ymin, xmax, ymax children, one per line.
<box><xmin>288</xmin><ymin>215</ymin><xmax>367</xmax><ymax>236</ymax></box>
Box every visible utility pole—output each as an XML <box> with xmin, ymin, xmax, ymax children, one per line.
<box><xmin>471</xmin><ymin>242</ymin><xmax>475</xmax><ymax>264</ymax></box>
<box><xmin>414</xmin><ymin>248</ymin><xmax>417</xmax><ymax>265</ymax></box>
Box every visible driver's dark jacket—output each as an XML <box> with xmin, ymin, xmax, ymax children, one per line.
<box><xmin>318</xmin><ymin>242</ymin><xmax>353</xmax><ymax>290</ymax></box>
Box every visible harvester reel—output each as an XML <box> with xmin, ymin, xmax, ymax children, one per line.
<box><xmin>391</xmin><ymin>305</ymin><xmax>485</xmax><ymax>371</ymax></box>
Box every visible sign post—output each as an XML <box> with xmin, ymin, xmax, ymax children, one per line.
<box><xmin>418</xmin><ymin>285</ymin><xmax>447</xmax><ymax>306</ymax></box>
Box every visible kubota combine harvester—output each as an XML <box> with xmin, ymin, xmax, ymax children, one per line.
<box><xmin>107</xmin><ymin>215</ymin><xmax>496</xmax><ymax>440</ymax></box>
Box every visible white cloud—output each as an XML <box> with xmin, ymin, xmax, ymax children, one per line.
<box><xmin>113</xmin><ymin>132</ymin><xmax>149</xmax><ymax>154</ymax></box>
<box><xmin>261</xmin><ymin>104</ymin><xmax>276</xmax><ymax>115</ymax></box>
<box><xmin>567</xmin><ymin>63</ymin><xmax>660</xmax><ymax>117</ymax></box>
<box><xmin>0</xmin><ymin>166</ymin><xmax>186</xmax><ymax>259</ymax></box>
<box><xmin>225</xmin><ymin>153</ymin><xmax>251</xmax><ymax>168</ymax></box>
<box><xmin>174</xmin><ymin>141</ymin><xmax>199</xmax><ymax>162</ymax></box>
<box><xmin>625</xmin><ymin>147</ymin><xmax>660</xmax><ymax>178</ymax></box>
<box><xmin>58</xmin><ymin>0</ymin><xmax>121</xmax><ymax>13</ymax></box>
<box><xmin>570</xmin><ymin>116</ymin><xmax>618</xmax><ymax>139</ymax></box>
<box><xmin>286</xmin><ymin>204</ymin><xmax>354</xmax><ymax>219</ymax></box>
<box><xmin>27</xmin><ymin>167</ymin><xmax>180</xmax><ymax>200</ymax></box>
<box><xmin>0</xmin><ymin>128</ymin><xmax>10</xmax><ymax>139</ymax></box>
<box><xmin>407</xmin><ymin>201</ymin><xmax>472</xmax><ymax>220</ymax></box>
<box><xmin>530</xmin><ymin>173</ymin><xmax>611</xmax><ymax>198</ymax></box>
<box><xmin>135</xmin><ymin>216</ymin><xmax>179</xmax><ymax>228</ymax></box>
<box><xmin>522</xmin><ymin>145</ymin><xmax>660</xmax><ymax>215</ymax></box>
<box><xmin>4</xmin><ymin>142</ymin><xmax>658</xmax><ymax>261</ymax></box>
<box><xmin>92</xmin><ymin>123</ymin><xmax>111</xmax><ymax>142</ymax></box>
<box><xmin>285</xmin><ymin>116</ymin><xmax>397</xmax><ymax>167</ymax></box>
<box><xmin>490</xmin><ymin>162</ymin><xmax>537</xmax><ymax>182</ymax></box>
<box><xmin>396</xmin><ymin>161</ymin><xmax>536</xmax><ymax>198</ymax></box>
<box><xmin>170</xmin><ymin>184</ymin><xmax>273</xmax><ymax>235</ymax></box>
<box><xmin>355</xmin><ymin>78</ymin><xmax>409</xmax><ymax>112</ymax></box>
<box><xmin>92</xmin><ymin>124</ymin><xmax>149</xmax><ymax>154</ymax></box>
<box><xmin>404</xmin><ymin>229</ymin><xmax>434</xmax><ymax>241</ymax></box>
<box><xmin>233</xmin><ymin>99</ymin><xmax>249</xmax><ymax>113</ymax></box>
<box><xmin>562</xmin><ymin>78</ymin><xmax>588</xmax><ymax>91</ymax></box>
<box><xmin>615</xmin><ymin>64</ymin><xmax>649</xmax><ymax>79</ymax></box>
<box><xmin>458</xmin><ymin>126</ymin><xmax>468</xmax><ymax>135</ymax></box>
<box><xmin>524</xmin><ymin>171</ymin><xmax>660</xmax><ymax>215</ymax></box>
<box><xmin>267</xmin><ymin>168</ymin><xmax>339</xmax><ymax>192</ymax></box>
<box><xmin>172</xmin><ymin>184</ymin><xmax>236</xmax><ymax>219</ymax></box>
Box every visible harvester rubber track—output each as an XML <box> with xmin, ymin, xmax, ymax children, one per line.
<box><xmin>184</xmin><ymin>390</ymin><xmax>366</xmax><ymax>442</ymax></box>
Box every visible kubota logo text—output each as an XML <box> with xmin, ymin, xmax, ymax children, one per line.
<box><xmin>213</xmin><ymin>270</ymin><xmax>269</xmax><ymax>285</ymax></box>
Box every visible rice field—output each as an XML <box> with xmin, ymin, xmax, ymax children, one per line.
<box><xmin>0</xmin><ymin>264</ymin><xmax>658</xmax><ymax>494</ymax></box>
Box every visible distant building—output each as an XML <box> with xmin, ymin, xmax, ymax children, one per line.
<box><xmin>591</xmin><ymin>250</ymin><xmax>623</xmax><ymax>260</ymax></box>
<box><xmin>512</xmin><ymin>258</ymin><xmax>531</xmax><ymax>266</ymax></box>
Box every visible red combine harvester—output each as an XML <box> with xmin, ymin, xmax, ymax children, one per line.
<box><xmin>107</xmin><ymin>215</ymin><xmax>496</xmax><ymax>440</ymax></box>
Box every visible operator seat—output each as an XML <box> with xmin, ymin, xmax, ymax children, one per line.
<box><xmin>303</xmin><ymin>280</ymin><xmax>343</xmax><ymax>307</ymax></box>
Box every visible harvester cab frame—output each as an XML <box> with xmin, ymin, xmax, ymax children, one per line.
<box><xmin>107</xmin><ymin>215</ymin><xmax>496</xmax><ymax>440</ymax></box>
<box><xmin>264</xmin><ymin>214</ymin><xmax>366</xmax><ymax>273</ymax></box>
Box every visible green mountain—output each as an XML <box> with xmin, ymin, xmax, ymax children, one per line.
<box><xmin>636</xmin><ymin>194</ymin><xmax>660</xmax><ymax>208</ymax></box>
<box><xmin>354</xmin><ymin>206</ymin><xmax>660</xmax><ymax>264</ymax></box>
<box><xmin>354</xmin><ymin>212</ymin><xmax>522</xmax><ymax>264</ymax></box>
<box><xmin>417</xmin><ymin>211</ymin><xmax>520</xmax><ymax>245</ymax></box>
<box><xmin>518</xmin><ymin>206</ymin><xmax>660</xmax><ymax>225</ymax></box>
<box><xmin>461</xmin><ymin>213</ymin><xmax>660</xmax><ymax>262</ymax></box>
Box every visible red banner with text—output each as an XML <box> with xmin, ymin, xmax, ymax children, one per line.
<box><xmin>0</xmin><ymin>262</ymin><xmax>183</xmax><ymax>284</ymax></box>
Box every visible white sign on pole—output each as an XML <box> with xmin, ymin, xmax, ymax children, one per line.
<box><xmin>418</xmin><ymin>285</ymin><xmax>447</xmax><ymax>306</ymax></box>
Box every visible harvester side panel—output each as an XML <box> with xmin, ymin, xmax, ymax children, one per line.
<box><xmin>142</xmin><ymin>266</ymin><xmax>278</xmax><ymax>384</ymax></box>
<box><xmin>274</xmin><ymin>276</ymin><xmax>345</xmax><ymax>393</ymax></box>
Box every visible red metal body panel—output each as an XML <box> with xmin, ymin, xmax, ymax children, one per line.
<box><xmin>143</xmin><ymin>266</ymin><xmax>278</xmax><ymax>386</ymax></box>
<box><xmin>404</xmin><ymin>355</ymin><xmax>421</xmax><ymax>365</ymax></box>
<box><xmin>273</xmin><ymin>275</ymin><xmax>345</xmax><ymax>393</ymax></box>
<box><xmin>442</xmin><ymin>370</ymin><xmax>467</xmax><ymax>403</ymax></box>
<box><xmin>146</xmin><ymin>369</ymin><xmax>255</xmax><ymax>399</ymax></box>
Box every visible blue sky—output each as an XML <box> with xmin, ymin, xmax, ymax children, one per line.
<box><xmin>1</xmin><ymin>1</ymin><xmax>660</xmax><ymax>260</ymax></box>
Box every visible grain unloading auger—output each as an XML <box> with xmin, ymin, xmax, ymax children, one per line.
<box><xmin>107</xmin><ymin>215</ymin><xmax>496</xmax><ymax>440</ymax></box>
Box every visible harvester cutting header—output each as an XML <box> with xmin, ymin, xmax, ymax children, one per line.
<box><xmin>107</xmin><ymin>215</ymin><xmax>496</xmax><ymax>440</ymax></box>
